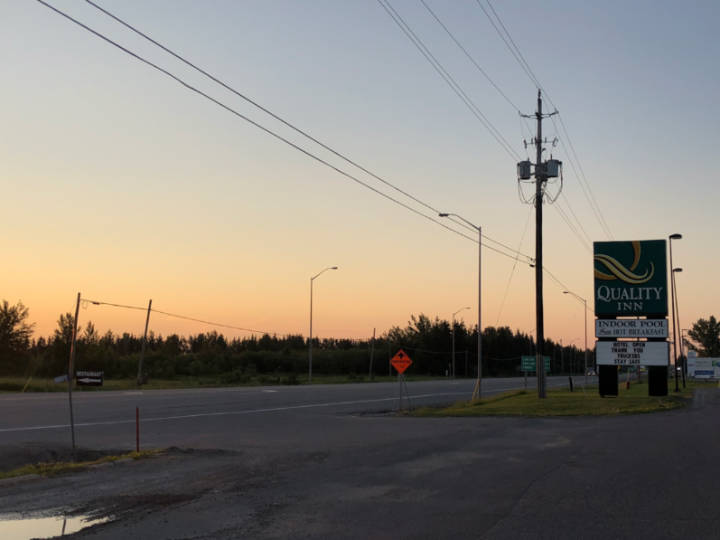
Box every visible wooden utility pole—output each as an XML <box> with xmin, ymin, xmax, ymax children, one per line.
<box><xmin>369</xmin><ymin>328</ymin><xmax>375</xmax><ymax>381</ymax></box>
<box><xmin>519</xmin><ymin>90</ymin><xmax>559</xmax><ymax>399</ymax></box>
<box><xmin>67</xmin><ymin>292</ymin><xmax>81</xmax><ymax>455</ymax></box>
<box><xmin>534</xmin><ymin>90</ymin><xmax>547</xmax><ymax>398</ymax></box>
<box><xmin>137</xmin><ymin>299</ymin><xmax>152</xmax><ymax>386</ymax></box>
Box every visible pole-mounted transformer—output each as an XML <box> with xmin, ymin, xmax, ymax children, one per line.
<box><xmin>516</xmin><ymin>158</ymin><xmax>562</xmax><ymax>182</ymax></box>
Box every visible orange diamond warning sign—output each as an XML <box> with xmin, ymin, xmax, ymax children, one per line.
<box><xmin>391</xmin><ymin>349</ymin><xmax>413</xmax><ymax>374</ymax></box>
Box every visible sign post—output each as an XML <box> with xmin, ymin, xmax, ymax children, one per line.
<box><xmin>391</xmin><ymin>349</ymin><xmax>413</xmax><ymax>411</ymax></box>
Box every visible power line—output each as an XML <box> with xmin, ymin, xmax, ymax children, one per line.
<box><xmin>82</xmin><ymin>297</ymin><xmax>272</xmax><ymax>334</ymax></box>
<box><xmin>475</xmin><ymin>0</ymin><xmax>539</xmax><ymax>90</ymax></box>
<box><xmin>419</xmin><ymin>0</ymin><xmax>521</xmax><ymax>113</ymax></box>
<box><xmin>377</xmin><ymin>0</ymin><xmax>521</xmax><ymax>161</ymax></box>
<box><xmin>552</xmin><ymin>114</ymin><xmax>614</xmax><ymax>239</ymax></box>
<box><xmin>478</xmin><ymin>0</ymin><xmax>614</xmax><ymax>241</ymax></box>
<box><xmin>559</xmin><ymin>192</ymin><xmax>593</xmax><ymax>246</ymax></box>
<box><xmin>151</xmin><ymin>308</ymin><xmax>270</xmax><ymax>335</ymax></box>
<box><xmin>484</xmin><ymin>0</ymin><xmax>543</xmax><ymax>89</ymax></box>
<box><xmin>48</xmin><ymin>0</ymin><xmax>537</xmax><ymax>263</ymax></box>
<box><xmin>495</xmin><ymin>207</ymin><xmax>532</xmax><ymax>325</ymax></box>
<box><xmin>83</xmin><ymin>0</ymin><xmax>474</xmax><ymax>239</ymax></box>
<box><xmin>552</xmin><ymin>200</ymin><xmax>592</xmax><ymax>254</ymax></box>
<box><xmin>82</xmin><ymin>298</ymin><xmax>146</xmax><ymax>312</ymax></box>
<box><xmin>35</xmin><ymin>0</ymin><xmax>486</xmax><ymax>248</ymax></box>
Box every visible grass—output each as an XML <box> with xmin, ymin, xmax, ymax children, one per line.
<box><xmin>412</xmin><ymin>379</ymin><xmax>717</xmax><ymax>417</ymax></box>
<box><xmin>0</xmin><ymin>450</ymin><xmax>161</xmax><ymax>481</ymax></box>
<box><xmin>0</xmin><ymin>373</ymin><xmax>441</xmax><ymax>393</ymax></box>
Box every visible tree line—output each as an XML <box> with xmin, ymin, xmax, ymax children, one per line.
<box><xmin>4</xmin><ymin>300</ymin><xmax>718</xmax><ymax>382</ymax></box>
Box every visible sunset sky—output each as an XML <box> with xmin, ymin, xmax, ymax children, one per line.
<box><xmin>2</xmin><ymin>0</ymin><xmax>718</xmax><ymax>346</ymax></box>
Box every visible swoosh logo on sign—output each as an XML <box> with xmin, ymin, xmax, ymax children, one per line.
<box><xmin>594</xmin><ymin>241</ymin><xmax>654</xmax><ymax>284</ymax></box>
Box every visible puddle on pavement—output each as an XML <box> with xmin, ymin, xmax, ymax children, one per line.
<box><xmin>0</xmin><ymin>514</ymin><xmax>111</xmax><ymax>539</ymax></box>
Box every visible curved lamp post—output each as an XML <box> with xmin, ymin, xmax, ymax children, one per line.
<box><xmin>439</xmin><ymin>212</ymin><xmax>483</xmax><ymax>399</ymax></box>
<box><xmin>669</xmin><ymin>233</ymin><xmax>682</xmax><ymax>392</ymax></box>
<box><xmin>672</xmin><ymin>266</ymin><xmax>683</xmax><ymax>389</ymax></box>
<box><xmin>451</xmin><ymin>306</ymin><xmax>470</xmax><ymax>378</ymax></box>
<box><xmin>309</xmin><ymin>266</ymin><xmax>338</xmax><ymax>383</ymax></box>
<box><xmin>563</xmin><ymin>290</ymin><xmax>588</xmax><ymax>389</ymax></box>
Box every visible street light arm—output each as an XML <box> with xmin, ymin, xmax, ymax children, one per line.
<box><xmin>452</xmin><ymin>306</ymin><xmax>471</xmax><ymax>318</ymax></box>
<box><xmin>562</xmin><ymin>290</ymin><xmax>584</xmax><ymax>303</ymax></box>
<box><xmin>439</xmin><ymin>212</ymin><xmax>479</xmax><ymax>232</ymax></box>
<box><xmin>311</xmin><ymin>266</ymin><xmax>339</xmax><ymax>281</ymax></box>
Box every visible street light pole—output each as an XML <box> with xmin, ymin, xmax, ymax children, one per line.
<box><xmin>673</xmin><ymin>267</ymin><xmax>684</xmax><ymax>388</ymax></box>
<box><xmin>563</xmin><ymin>290</ymin><xmax>588</xmax><ymax>389</ymax></box>
<box><xmin>309</xmin><ymin>265</ymin><xmax>338</xmax><ymax>384</ymax></box>
<box><xmin>451</xmin><ymin>306</ymin><xmax>470</xmax><ymax>379</ymax></box>
<box><xmin>439</xmin><ymin>213</ymin><xmax>482</xmax><ymax>399</ymax></box>
<box><xmin>669</xmin><ymin>233</ymin><xmax>682</xmax><ymax>392</ymax></box>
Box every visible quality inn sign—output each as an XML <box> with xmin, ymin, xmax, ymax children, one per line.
<box><xmin>593</xmin><ymin>240</ymin><xmax>667</xmax><ymax>317</ymax></box>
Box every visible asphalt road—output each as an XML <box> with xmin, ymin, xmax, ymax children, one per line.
<box><xmin>0</xmin><ymin>376</ymin><xmax>575</xmax><ymax>451</ymax></box>
<box><xmin>5</xmin><ymin>376</ymin><xmax>718</xmax><ymax>540</ymax></box>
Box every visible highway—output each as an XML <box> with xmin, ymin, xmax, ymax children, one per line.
<box><xmin>0</xmin><ymin>376</ymin><xmax>575</xmax><ymax>450</ymax></box>
<box><xmin>2</xmin><ymin>378</ymin><xmax>720</xmax><ymax>539</ymax></box>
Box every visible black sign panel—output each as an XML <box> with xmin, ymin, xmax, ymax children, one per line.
<box><xmin>76</xmin><ymin>370</ymin><xmax>104</xmax><ymax>386</ymax></box>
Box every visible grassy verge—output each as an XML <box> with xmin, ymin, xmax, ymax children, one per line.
<box><xmin>412</xmin><ymin>380</ymin><xmax>717</xmax><ymax>417</ymax></box>
<box><xmin>0</xmin><ymin>373</ymin><xmax>442</xmax><ymax>393</ymax></box>
<box><xmin>0</xmin><ymin>449</ymin><xmax>162</xmax><ymax>481</ymax></box>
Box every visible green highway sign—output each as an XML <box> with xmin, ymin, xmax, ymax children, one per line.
<box><xmin>521</xmin><ymin>356</ymin><xmax>550</xmax><ymax>373</ymax></box>
<box><xmin>593</xmin><ymin>240</ymin><xmax>668</xmax><ymax>317</ymax></box>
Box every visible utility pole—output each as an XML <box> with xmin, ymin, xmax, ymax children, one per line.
<box><xmin>518</xmin><ymin>90</ymin><xmax>560</xmax><ymax>399</ymax></box>
<box><xmin>534</xmin><ymin>91</ymin><xmax>547</xmax><ymax>398</ymax></box>
<box><xmin>369</xmin><ymin>328</ymin><xmax>375</xmax><ymax>381</ymax></box>
<box><xmin>137</xmin><ymin>299</ymin><xmax>152</xmax><ymax>386</ymax></box>
<box><xmin>67</xmin><ymin>292</ymin><xmax>81</xmax><ymax>456</ymax></box>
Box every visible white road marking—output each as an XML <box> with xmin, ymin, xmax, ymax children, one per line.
<box><xmin>0</xmin><ymin>391</ymin><xmax>469</xmax><ymax>433</ymax></box>
<box><xmin>261</xmin><ymin>390</ymin><xmax>278</xmax><ymax>393</ymax></box>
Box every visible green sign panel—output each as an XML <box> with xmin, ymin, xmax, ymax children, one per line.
<box><xmin>521</xmin><ymin>356</ymin><xmax>550</xmax><ymax>373</ymax></box>
<box><xmin>594</xmin><ymin>240</ymin><xmax>667</xmax><ymax>317</ymax></box>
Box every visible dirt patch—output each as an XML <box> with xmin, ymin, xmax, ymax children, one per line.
<box><xmin>0</xmin><ymin>442</ymin><xmax>124</xmax><ymax>473</ymax></box>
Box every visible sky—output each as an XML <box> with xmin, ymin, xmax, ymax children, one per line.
<box><xmin>2</xmin><ymin>0</ymin><xmax>718</xmax><ymax>346</ymax></box>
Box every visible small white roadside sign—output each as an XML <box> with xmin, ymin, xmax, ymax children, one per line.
<box><xmin>596</xmin><ymin>341</ymin><xmax>669</xmax><ymax>366</ymax></box>
<box><xmin>595</xmin><ymin>319</ymin><xmax>668</xmax><ymax>338</ymax></box>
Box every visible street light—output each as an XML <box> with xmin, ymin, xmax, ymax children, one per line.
<box><xmin>309</xmin><ymin>265</ymin><xmax>338</xmax><ymax>384</ymax></box>
<box><xmin>563</xmin><ymin>290</ymin><xmax>588</xmax><ymax>390</ymax></box>
<box><xmin>439</xmin><ymin>212</ymin><xmax>483</xmax><ymax>399</ymax></box>
<box><xmin>673</xmin><ymin>267</ymin><xmax>684</xmax><ymax>388</ymax></box>
<box><xmin>451</xmin><ymin>306</ymin><xmax>470</xmax><ymax>378</ymax></box>
<box><xmin>669</xmin><ymin>233</ymin><xmax>682</xmax><ymax>392</ymax></box>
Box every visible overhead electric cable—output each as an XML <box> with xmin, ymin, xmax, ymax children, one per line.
<box><xmin>419</xmin><ymin>0</ymin><xmax>521</xmax><ymax>113</ymax></box>
<box><xmin>552</xmin><ymin>203</ymin><xmax>592</xmax><ymax>254</ymax></box>
<box><xmin>83</xmin><ymin>0</ymin><xmax>538</xmax><ymax>255</ymax></box>
<box><xmin>35</xmin><ymin>0</ymin><xmax>481</xmax><ymax>246</ymax></box>
<box><xmin>83</xmin><ymin>0</ymin><xmax>476</xmax><ymax>238</ymax></box>
<box><xmin>552</xmin><ymin>115</ymin><xmax>614</xmax><ymax>239</ymax></box>
<box><xmin>38</xmin><ymin>0</ymin><xmax>534</xmax><ymax>263</ymax></box>
<box><xmin>475</xmin><ymin>0</ymin><xmax>539</xmax><ymax>89</ymax></box>
<box><xmin>484</xmin><ymin>0</ymin><xmax>543</xmax><ymax>89</ymax></box>
<box><xmin>478</xmin><ymin>0</ymin><xmax>614</xmax><ymax>240</ymax></box>
<box><xmin>559</xmin><ymin>192</ymin><xmax>593</xmax><ymax>246</ymax></box>
<box><xmin>82</xmin><ymin>298</ymin><xmax>146</xmax><ymax>312</ymax></box>
<box><xmin>377</xmin><ymin>0</ymin><xmax>521</xmax><ymax>161</ymax></box>
<box><xmin>82</xmin><ymin>297</ymin><xmax>272</xmax><ymax>334</ymax></box>
<box><xmin>495</xmin><ymin>207</ymin><xmax>532</xmax><ymax>325</ymax></box>
<box><xmin>150</xmin><ymin>308</ymin><xmax>270</xmax><ymax>335</ymax></box>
